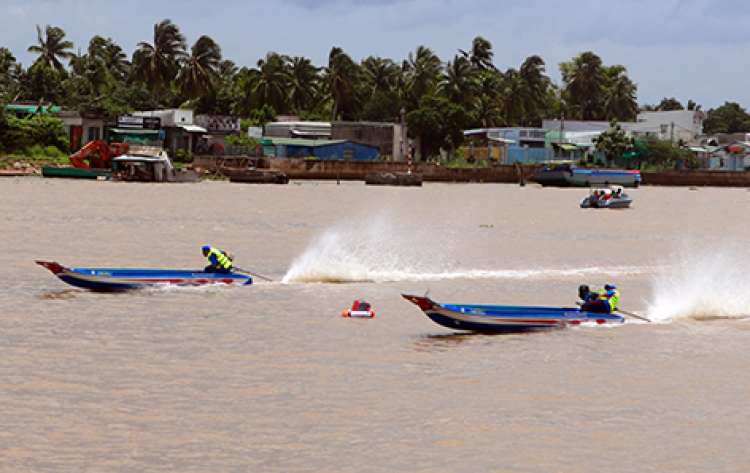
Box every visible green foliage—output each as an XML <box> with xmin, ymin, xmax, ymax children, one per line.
<box><xmin>225</xmin><ymin>134</ymin><xmax>259</xmax><ymax>147</ymax></box>
<box><xmin>406</xmin><ymin>95</ymin><xmax>469</xmax><ymax>159</ymax></box>
<box><xmin>703</xmin><ymin>102</ymin><xmax>750</xmax><ymax>134</ymax></box>
<box><xmin>0</xmin><ymin>112</ymin><xmax>70</xmax><ymax>156</ymax></box>
<box><xmin>640</xmin><ymin>139</ymin><xmax>700</xmax><ymax>170</ymax></box>
<box><xmin>242</xmin><ymin>104</ymin><xmax>276</xmax><ymax>127</ymax></box>
<box><xmin>593</xmin><ymin>119</ymin><xmax>635</xmax><ymax>163</ymax></box>
<box><xmin>656</xmin><ymin>97</ymin><xmax>684</xmax><ymax>111</ymax></box>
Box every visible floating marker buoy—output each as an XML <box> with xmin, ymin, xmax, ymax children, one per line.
<box><xmin>342</xmin><ymin>299</ymin><xmax>375</xmax><ymax>318</ymax></box>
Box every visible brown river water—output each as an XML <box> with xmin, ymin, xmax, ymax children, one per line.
<box><xmin>1</xmin><ymin>177</ymin><xmax>750</xmax><ymax>472</ymax></box>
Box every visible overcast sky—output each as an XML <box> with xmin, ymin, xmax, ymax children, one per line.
<box><xmin>2</xmin><ymin>0</ymin><xmax>749</xmax><ymax>110</ymax></box>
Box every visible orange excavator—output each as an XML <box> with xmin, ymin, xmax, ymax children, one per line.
<box><xmin>69</xmin><ymin>141</ymin><xmax>130</xmax><ymax>169</ymax></box>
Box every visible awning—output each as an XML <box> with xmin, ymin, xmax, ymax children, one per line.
<box><xmin>6</xmin><ymin>104</ymin><xmax>61</xmax><ymax>113</ymax></box>
<box><xmin>488</xmin><ymin>137</ymin><xmax>516</xmax><ymax>144</ymax></box>
<box><xmin>560</xmin><ymin>144</ymin><xmax>577</xmax><ymax>151</ymax></box>
<box><xmin>109</xmin><ymin>128</ymin><xmax>160</xmax><ymax>135</ymax></box>
<box><xmin>178</xmin><ymin>124</ymin><xmax>207</xmax><ymax>133</ymax></box>
<box><xmin>689</xmin><ymin>147</ymin><xmax>707</xmax><ymax>153</ymax></box>
<box><xmin>726</xmin><ymin>145</ymin><xmax>742</xmax><ymax>152</ymax></box>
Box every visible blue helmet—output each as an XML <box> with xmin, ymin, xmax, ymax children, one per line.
<box><xmin>604</xmin><ymin>284</ymin><xmax>616</xmax><ymax>290</ymax></box>
<box><xmin>202</xmin><ymin>245</ymin><xmax>210</xmax><ymax>251</ymax></box>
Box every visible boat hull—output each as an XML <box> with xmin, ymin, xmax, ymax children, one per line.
<box><xmin>37</xmin><ymin>260</ymin><xmax>252</xmax><ymax>291</ymax></box>
<box><xmin>580</xmin><ymin>195</ymin><xmax>633</xmax><ymax>208</ymax></box>
<box><xmin>403</xmin><ymin>294</ymin><xmax>623</xmax><ymax>332</ymax></box>
<box><xmin>534</xmin><ymin>167</ymin><xmax>641</xmax><ymax>188</ymax></box>
<box><xmin>42</xmin><ymin>166</ymin><xmax>112</xmax><ymax>179</ymax></box>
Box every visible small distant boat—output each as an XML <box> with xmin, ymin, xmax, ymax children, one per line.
<box><xmin>533</xmin><ymin>164</ymin><xmax>641</xmax><ymax>188</ymax></box>
<box><xmin>41</xmin><ymin>166</ymin><xmax>112</xmax><ymax>180</ymax></box>
<box><xmin>402</xmin><ymin>294</ymin><xmax>624</xmax><ymax>333</ymax></box>
<box><xmin>580</xmin><ymin>185</ymin><xmax>633</xmax><ymax>209</ymax></box>
<box><xmin>36</xmin><ymin>260</ymin><xmax>252</xmax><ymax>291</ymax></box>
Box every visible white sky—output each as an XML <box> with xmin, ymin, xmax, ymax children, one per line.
<box><xmin>2</xmin><ymin>0</ymin><xmax>748</xmax><ymax>110</ymax></box>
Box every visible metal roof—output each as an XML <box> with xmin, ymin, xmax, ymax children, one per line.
<box><xmin>6</xmin><ymin>104</ymin><xmax>61</xmax><ymax>113</ymax></box>
<box><xmin>267</xmin><ymin>138</ymin><xmax>348</xmax><ymax>146</ymax></box>
<box><xmin>177</xmin><ymin>124</ymin><xmax>207</xmax><ymax>133</ymax></box>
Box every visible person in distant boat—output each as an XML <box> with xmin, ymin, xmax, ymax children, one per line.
<box><xmin>580</xmin><ymin>284</ymin><xmax>619</xmax><ymax>313</ymax></box>
<box><xmin>202</xmin><ymin>246</ymin><xmax>233</xmax><ymax>274</ymax></box>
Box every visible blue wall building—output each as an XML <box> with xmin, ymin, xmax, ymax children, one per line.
<box><xmin>266</xmin><ymin>138</ymin><xmax>380</xmax><ymax>161</ymax></box>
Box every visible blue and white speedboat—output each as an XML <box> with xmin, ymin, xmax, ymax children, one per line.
<box><xmin>37</xmin><ymin>260</ymin><xmax>252</xmax><ymax>291</ymax></box>
<box><xmin>403</xmin><ymin>294</ymin><xmax>624</xmax><ymax>332</ymax></box>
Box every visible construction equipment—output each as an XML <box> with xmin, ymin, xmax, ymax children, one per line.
<box><xmin>69</xmin><ymin>141</ymin><xmax>129</xmax><ymax>169</ymax></box>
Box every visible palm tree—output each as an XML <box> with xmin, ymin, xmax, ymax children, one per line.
<box><xmin>471</xmin><ymin>95</ymin><xmax>503</xmax><ymax>128</ymax></box>
<box><xmin>459</xmin><ymin>36</ymin><xmax>496</xmax><ymax>71</ymax></box>
<box><xmin>360</xmin><ymin>56</ymin><xmax>400</xmax><ymax>99</ymax></box>
<box><xmin>27</xmin><ymin>24</ymin><xmax>74</xmax><ymax>71</ymax></box>
<box><xmin>403</xmin><ymin>45</ymin><xmax>441</xmax><ymax>109</ymax></box>
<box><xmin>519</xmin><ymin>55</ymin><xmax>551</xmax><ymax>126</ymax></box>
<box><xmin>436</xmin><ymin>55</ymin><xmax>476</xmax><ymax>106</ymax></box>
<box><xmin>560</xmin><ymin>51</ymin><xmax>606</xmax><ymax>120</ymax></box>
<box><xmin>287</xmin><ymin>56</ymin><xmax>320</xmax><ymax>112</ymax></box>
<box><xmin>131</xmin><ymin>19</ymin><xmax>187</xmax><ymax>104</ymax></box>
<box><xmin>602</xmin><ymin>65</ymin><xmax>638</xmax><ymax>121</ymax></box>
<box><xmin>178</xmin><ymin>35</ymin><xmax>222</xmax><ymax>101</ymax></box>
<box><xmin>324</xmin><ymin>46</ymin><xmax>359</xmax><ymax>120</ymax></box>
<box><xmin>497</xmin><ymin>69</ymin><xmax>528</xmax><ymax>126</ymax></box>
<box><xmin>247</xmin><ymin>52</ymin><xmax>290</xmax><ymax>114</ymax></box>
<box><xmin>88</xmin><ymin>36</ymin><xmax>129</xmax><ymax>78</ymax></box>
<box><xmin>0</xmin><ymin>47</ymin><xmax>15</xmax><ymax>75</ymax></box>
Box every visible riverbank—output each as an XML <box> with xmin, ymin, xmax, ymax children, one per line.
<box><xmin>6</xmin><ymin>156</ymin><xmax>750</xmax><ymax>187</ymax></box>
<box><xmin>198</xmin><ymin>157</ymin><xmax>750</xmax><ymax>188</ymax></box>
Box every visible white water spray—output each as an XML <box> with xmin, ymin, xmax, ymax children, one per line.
<box><xmin>647</xmin><ymin>243</ymin><xmax>750</xmax><ymax>322</ymax></box>
<box><xmin>282</xmin><ymin>214</ymin><xmax>651</xmax><ymax>284</ymax></box>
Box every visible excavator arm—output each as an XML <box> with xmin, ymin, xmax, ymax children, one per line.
<box><xmin>69</xmin><ymin>141</ymin><xmax>129</xmax><ymax>169</ymax></box>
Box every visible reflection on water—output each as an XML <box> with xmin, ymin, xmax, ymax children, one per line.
<box><xmin>2</xmin><ymin>179</ymin><xmax>750</xmax><ymax>471</ymax></box>
<box><xmin>38</xmin><ymin>289</ymin><xmax>84</xmax><ymax>299</ymax></box>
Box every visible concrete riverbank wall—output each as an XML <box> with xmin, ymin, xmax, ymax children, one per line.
<box><xmin>195</xmin><ymin>156</ymin><xmax>750</xmax><ymax>187</ymax></box>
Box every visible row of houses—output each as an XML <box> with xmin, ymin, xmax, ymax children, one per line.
<box><xmin>6</xmin><ymin>103</ymin><xmax>750</xmax><ymax>170</ymax></box>
<box><xmin>466</xmin><ymin>109</ymin><xmax>749</xmax><ymax>170</ymax></box>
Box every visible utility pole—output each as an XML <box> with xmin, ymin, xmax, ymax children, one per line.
<box><xmin>559</xmin><ymin>113</ymin><xmax>564</xmax><ymax>158</ymax></box>
<box><xmin>670</xmin><ymin>121</ymin><xmax>675</xmax><ymax>145</ymax></box>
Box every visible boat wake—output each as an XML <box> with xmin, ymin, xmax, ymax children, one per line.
<box><xmin>646</xmin><ymin>242</ymin><xmax>750</xmax><ymax>322</ymax></box>
<box><xmin>282</xmin><ymin>216</ymin><xmax>651</xmax><ymax>284</ymax></box>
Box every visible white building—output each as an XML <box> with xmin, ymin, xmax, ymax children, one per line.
<box><xmin>629</xmin><ymin>109</ymin><xmax>705</xmax><ymax>143</ymax></box>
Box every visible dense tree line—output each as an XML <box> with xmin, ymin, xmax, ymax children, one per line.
<box><xmin>0</xmin><ymin>20</ymin><xmax>746</xmax><ymax>158</ymax></box>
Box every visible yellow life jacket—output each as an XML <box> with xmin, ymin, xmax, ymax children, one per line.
<box><xmin>208</xmin><ymin>247</ymin><xmax>232</xmax><ymax>270</ymax></box>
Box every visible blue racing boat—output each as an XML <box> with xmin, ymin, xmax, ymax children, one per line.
<box><xmin>402</xmin><ymin>294</ymin><xmax>624</xmax><ymax>332</ymax></box>
<box><xmin>36</xmin><ymin>260</ymin><xmax>253</xmax><ymax>291</ymax></box>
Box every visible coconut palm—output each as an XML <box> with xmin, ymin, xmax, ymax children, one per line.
<box><xmin>459</xmin><ymin>36</ymin><xmax>496</xmax><ymax>71</ymax></box>
<box><xmin>178</xmin><ymin>35</ymin><xmax>222</xmax><ymax>101</ymax></box>
<box><xmin>471</xmin><ymin>95</ymin><xmax>503</xmax><ymax>128</ymax></box>
<box><xmin>0</xmin><ymin>47</ymin><xmax>15</xmax><ymax>75</ymax></box>
<box><xmin>131</xmin><ymin>19</ymin><xmax>187</xmax><ymax>104</ymax></box>
<box><xmin>560</xmin><ymin>51</ymin><xmax>606</xmax><ymax>120</ymax></box>
<box><xmin>518</xmin><ymin>54</ymin><xmax>551</xmax><ymax>125</ymax></box>
<box><xmin>360</xmin><ymin>56</ymin><xmax>400</xmax><ymax>99</ymax></box>
<box><xmin>27</xmin><ymin>24</ymin><xmax>74</xmax><ymax>71</ymax></box>
<box><xmin>324</xmin><ymin>46</ymin><xmax>359</xmax><ymax>120</ymax></box>
<box><xmin>287</xmin><ymin>56</ymin><xmax>320</xmax><ymax>111</ymax></box>
<box><xmin>497</xmin><ymin>69</ymin><xmax>528</xmax><ymax>126</ymax></box>
<box><xmin>88</xmin><ymin>36</ymin><xmax>129</xmax><ymax>78</ymax></box>
<box><xmin>403</xmin><ymin>45</ymin><xmax>441</xmax><ymax>109</ymax></box>
<box><xmin>436</xmin><ymin>55</ymin><xmax>476</xmax><ymax>106</ymax></box>
<box><xmin>602</xmin><ymin>65</ymin><xmax>638</xmax><ymax>121</ymax></box>
<box><xmin>246</xmin><ymin>52</ymin><xmax>291</xmax><ymax>114</ymax></box>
